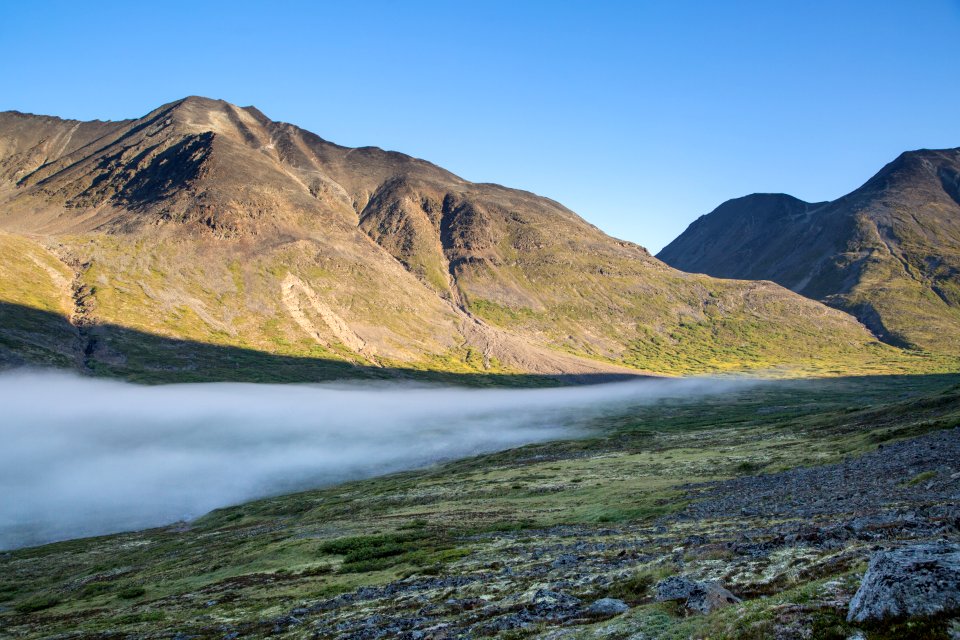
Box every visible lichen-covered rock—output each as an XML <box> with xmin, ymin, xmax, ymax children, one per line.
<box><xmin>685</xmin><ymin>582</ymin><xmax>741</xmax><ymax>614</ymax></box>
<box><xmin>551</xmin><ymin>553</ymin><xmax>579</xmax><ymax>568</ymax></box>
<box><xmin>655</xmin><ymin>576</ymin><xmax>740</xmax><ymax>614</ymax></box>
<box><xmin>654</xmin><ymin>576</ymin><xmax>699</xmax><ymax>601</ymax></box>
<box><xmin>847</xmin><ymin>543</ymin><xmax>960</xmax><ymax>623</ymax></box>
<box><xmin>530</xmin><ymin>588</ymin><xmax>581</xmax><ymax>609</ymax></box>
<box><xmin>586</xmin><ymin>597</ymin><xmax>629</xmax><ymax>616</ymax></box>
<box><xmin>527</xmin><ymin>588</ymin><xmax>583</xmax><ymax>621</ymax></box>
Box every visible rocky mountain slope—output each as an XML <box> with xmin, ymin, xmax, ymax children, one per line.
<box><xmin>0</xmin><ymin>97</ymin><xmax>941</xmax><ymax>379</ymax></box>
<box><xmin>658</xmin><ymin>148</ymin><xmax>960</xmax><ymax>354</ymax></box>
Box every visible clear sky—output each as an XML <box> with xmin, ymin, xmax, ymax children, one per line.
<box><xmin>2</xmin><ymin>1</ymin><xmax>958</xmax><ymax>253</ymax></box>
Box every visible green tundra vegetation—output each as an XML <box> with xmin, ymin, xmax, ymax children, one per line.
<box><xmin>1</xmin><ymin>231</ymin><xmax>957</xmax><ymax>383</ymax></box>
<box><xmin>2</xmin><ymin>373</ymin><xmax>958</xmax><ymax>638</ymax></box>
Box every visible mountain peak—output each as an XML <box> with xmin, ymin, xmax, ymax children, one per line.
<box><xmin>857</xmin><ymin>147</ymin><xmax>960</xmax><ymax>198</ymax></box>
<box><xmin>148</xmin><ymin>96</ymin><xmax>265</xmax><ymax>140</ymax></box>
<box><xmin>0</xmin><ymin>98</ymin><xmax>893</xmax><ymax>379</ymax></box>
<box><xmin>658</xmin><ymin>145</ymin><xmax>960</xmax><ymax>353</ymax></box>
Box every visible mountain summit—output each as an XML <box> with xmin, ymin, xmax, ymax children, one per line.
<box><xmin>657</xmin><ymin>148</ymin><xmax>960</xmax><ymax>354</ymax></box>
<box><xmin>0</xmin><ymin>97</ymin><xmax>932</xmax><ymax>379</ymax></box>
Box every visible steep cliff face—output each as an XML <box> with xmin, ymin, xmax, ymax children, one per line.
<box><xmin>0</xmin><ymin>97</ymin><xmax>911</xmax><ymax>380</ymax></box>
<box><xmin>659</xmin><ymin>148</ymin><xmax>960</xmax><ymax>353</ymax></box>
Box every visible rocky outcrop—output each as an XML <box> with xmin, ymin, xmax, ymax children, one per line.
<box><xmin>586</xmin><ymin>597</ymin><xmax>629</xmax><ymax>617</ymax></box>
<box><xmin>681</xmin><ymin>426</ymin><xmax>960</xmax><ymax>529</ymax></box>
<box><xmin>655</xmin><ymin>576</ymin><xmax>741</xmax><ymax>614</ymax></box>
<box><xmin>686</xmin><ymin>582</ymin><xmax>742</xmax><ymax>614</ymax></box>
<box><xmin>847</xmin><ymin>543</ymin><xmax>960</xmax><ymax>623</ymax></box>
<box><xmin>655</xmin><ymin>575</ymin><xmax>699</xmax><ymax>601</ymax></box>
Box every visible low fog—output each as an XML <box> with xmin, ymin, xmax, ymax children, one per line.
<box><xmin>0</xmin><ymin>372</ymin><xmax>749</xmax><ymax>549</ymax></box>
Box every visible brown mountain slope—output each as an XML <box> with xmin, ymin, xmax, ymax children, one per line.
<box><xmin>658</xmin><ymin>149</ymin><xmax>960</xmax><ymax>354</ymax></box>
<box><xmin>0</xmin><ymin>97</ymin><xmax>938</xmax><ymax>379</ymax></box>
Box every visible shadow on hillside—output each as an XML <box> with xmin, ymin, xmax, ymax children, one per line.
<box><xmin>0</xmin><ymin>301</ymin><xmax>640</xmax><ymax>386</ymax></box>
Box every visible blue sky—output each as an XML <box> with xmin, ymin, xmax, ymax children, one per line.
<box><xmin>2</xmin><ymin>1</ymin><xmax>958</xmax><ymax>253</ymax></box>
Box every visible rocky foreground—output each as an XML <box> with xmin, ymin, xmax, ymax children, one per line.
<box><xmin>196</xmin><ymin>428</ymin><xmax>959</xmax><ymax>639</ymax></box>
<box><xmin>3</xmin><ymin>377</ymin><xmax>959</xmax><ymax>640</ymax></box>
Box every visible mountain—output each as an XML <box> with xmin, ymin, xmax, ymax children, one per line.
<box><xmin>0</xmin><ymin>97</ymin><xmax>938</xmax><ymax>380</ymax></box>
<box><xmin>658</xmin><ymin>149</ymin><xmax>960</xmax><ymax>354</ymax></box>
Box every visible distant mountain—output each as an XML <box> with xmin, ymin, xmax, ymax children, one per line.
<box><xmin>658</xmin><ymin>149</ymin><xmax>960</xmax><ymax>354</ymax></box>
<box><xmin>0</xmin><ymin>97</ymin><xmax>934</xmax><ymax>380</ymax></box>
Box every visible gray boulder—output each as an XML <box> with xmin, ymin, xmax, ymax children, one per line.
<box><xmin>528</xmin><ymin>589</ymin><xmax>582</xmax><ymax>621</ymax></box>
<box><xmin>587</xmin><ymin>597</ymin><xmax>629</xmax><ymax>616</ymax></box>
<box><xmin>685</xmin><ymin>582</ymin><xmax>741</xmax><ymax>614</ymax></box>
<box><xmin>551</xmin><ymin>553</ymin><xmax>579</xmax><ymax>568</ymax></box>
<box><xmin>654</xmin><ymin>576</ymin><xmax>740</xmax><ymax>614</ymax></box>
<box><xmin>654</xmin><ymin>576</ymin><xmax>699</xmax><ymax>601</ymax></box>
<box><xmin>847</xmin><ymin>542</ymin><xmax>960</xmax><ymax>623</ymax></box>
<box><xmin>530</xmin><ymin>588</ymin><xmax>581</xmax><ymax>608</ymax></box>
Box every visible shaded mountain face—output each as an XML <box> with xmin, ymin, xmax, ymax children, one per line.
<box><xmin>658</xmin><ymin>149</ymin><xmax>960</xmax><ymax>354</ymax></box>
<box><xmin>0</xmin><ymin>97</ymin><xmax>931</xmax><ymax>379</ymax></box>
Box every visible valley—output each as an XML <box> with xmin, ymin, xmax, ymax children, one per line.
<box><xmin>0</xmin><ymin>97</ymin><xmax>958</xmax><ymax>639</ymax></box>
<box><xmin>1</xmin><ymin>374</ymin><xmax>958</xmax><ymax>638</ymax></box>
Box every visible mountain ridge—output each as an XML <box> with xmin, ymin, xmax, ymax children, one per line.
<box><xmin>0</xmin><ymin>97</ymin><xmax>947</xmax><ymax>379</ymax></box>
<box><xmin>658</xmin><ymin>147</ymin><xmax>960</xmax><ymax>354</ymax></box>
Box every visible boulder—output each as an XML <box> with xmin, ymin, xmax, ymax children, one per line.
<box><xmin>847</xmin><ymin>543</ymin><xmax>960</xmax><ymax>623</ymax></box>
<box><xmin>551</xmin><ymin>554</ymin><xmax>579</xmax><ymax>568</ymax></box>
<box><xmin>685</xmin><ymin>582</ymin><xmax>741</xmax><ymax>614</ymax></box>
<box><xmin>530</xmin><ymin>588</ymin><xmax>581</xmax><ymax>608</ymax></box>
<box><xmin>655</xmin><ymin>576</ymin><xmax>740</xmax><ymax>614</ymax></box>
<box><xmin>586</xmin><ymin>597</ymin><xmax>629</xmax><ymax>616</ymax></box>
<box><xmin>654</xmin><ymin>576</ymin><xmax>699</xmax><ymax>601</ymax></box>
<box><xmin>528</xmin><ymin>589</ymin><xmax>582</xmax><ymax>621</ymax></box>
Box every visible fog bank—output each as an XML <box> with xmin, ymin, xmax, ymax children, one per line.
<box><xmin>0</xmin><ymin>372</ymin><xmax>748</xmax><ymax>549</ymax></box>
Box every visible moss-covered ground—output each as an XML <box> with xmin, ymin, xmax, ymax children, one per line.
<box><xmin>1</xmin><ymin>373</ymin><xmax>959</xmax><ymax>638</ymax></box>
